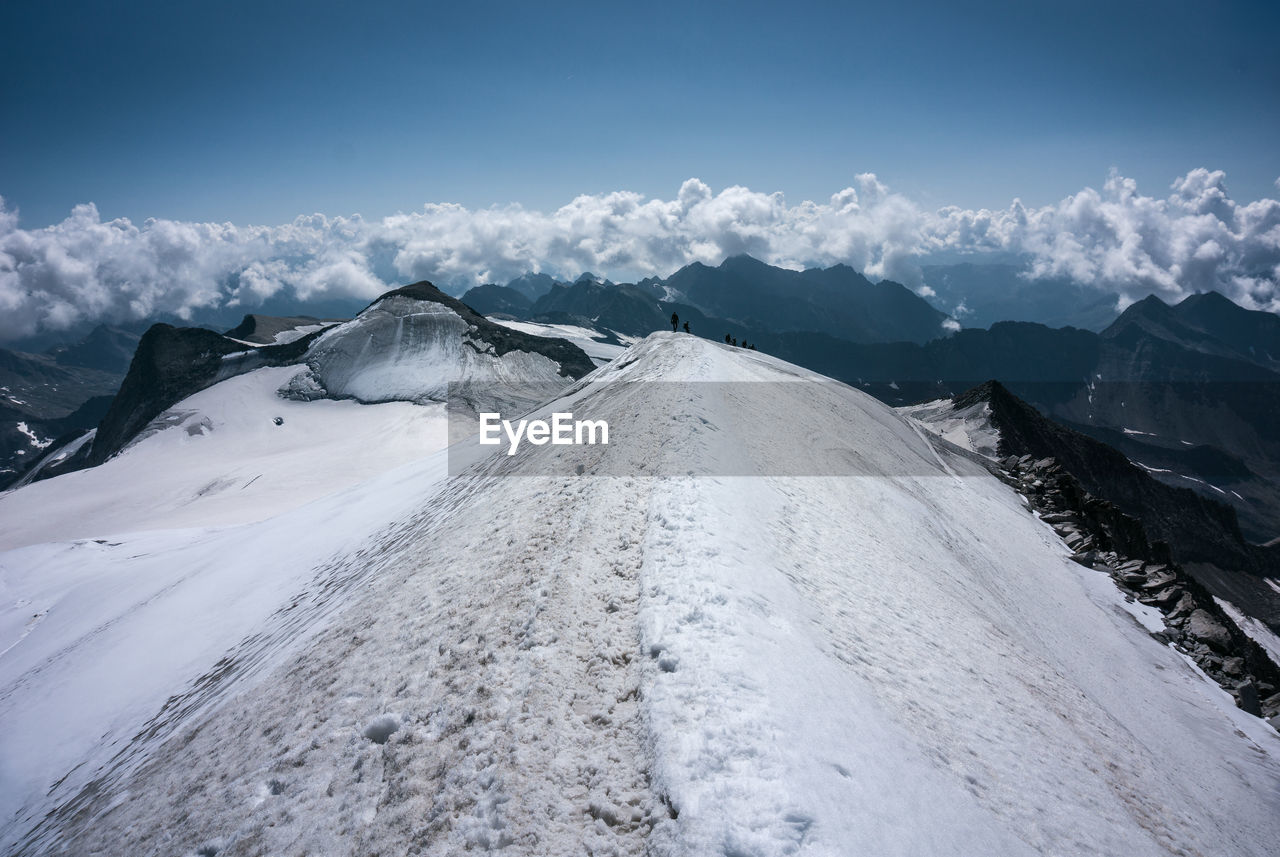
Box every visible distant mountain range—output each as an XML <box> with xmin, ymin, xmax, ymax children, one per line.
<box><xmin>0</xmin><ymin>325</ymin><xmax>140</xmax><ymax>482</ymax></box>
<box><xmin>467</xmin><ymin>257</ymin><xmax>1131</xmax><ymax>334</ymax></box>
<box><xmin>920</xmin><ymin>262</ymin><xmax>1124</xmax><ymax>330</ymax></box>
<box><xmin>465</xmin><ymin>254</ymin><xmax>951</xmax><ymax>344</ymax></box>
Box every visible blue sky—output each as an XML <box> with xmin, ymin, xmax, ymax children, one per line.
<box><xmin>2</xmin><ymin>0</ymin><xmax>1279</xmax><ymax>340</ymax></box>
<box><xmin>3</xmin><ymin>0</ymin><xmax>1277</xmax><ymax>227</ymax></box>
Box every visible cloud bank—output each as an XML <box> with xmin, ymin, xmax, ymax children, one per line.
<box><xmin>1</xmin><ymin>169</ymin><xmax>1278</xmax><ymax>341</ymax></box>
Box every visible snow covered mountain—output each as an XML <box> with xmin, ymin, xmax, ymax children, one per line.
<box><xmin>13</xmin><ymin>280</ymin><xmax>595</xmax><ymax>485</ymax></box>
<box><xmin>279</xmin><ymin>282</ymin><xmax>595</xmax><ymax>405</ymax></box>
<box><xmin>2</xmin><ymin>333</ymin><xmax>1279</xmax><ymax>855</ymax></box>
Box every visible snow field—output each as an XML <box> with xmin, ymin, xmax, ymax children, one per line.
<box><xmin>0</xmin><ymin>365</ymin><xmax>449</xmax><ymax>549</ymax></box>
<box><xmin>20</xmin><ymin>466</ymin><xmax>682</xmax><ymax>855</ymax></box>
<box><xmin>2</xmin><ymin>332</ymin><xmax>1279</xmax><ymax>856</ymax></box>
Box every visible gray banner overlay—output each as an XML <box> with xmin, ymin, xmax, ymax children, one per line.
<box><xmin>444</xmin><ymin>379</ymin><xmax>1280</xmax><ymax>478</ymax></box>
<box><xmin>446</xmin><ymin>380</ymin><xmax>990</xmax><ymax>477</ymax></box>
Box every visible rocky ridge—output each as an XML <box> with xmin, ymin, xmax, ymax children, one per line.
<box><xmin>997</xmin><ymin>452</ymin><xmax>1280</xmax><ymax>724</ymax></box>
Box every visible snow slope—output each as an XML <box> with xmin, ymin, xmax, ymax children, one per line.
<box><xmin>3</xmin><ymin>334</ymin><xmax>1279</xmax><ymax>855</ymax></box>
<box><xmin>0</xmin><ymin>365</ymin><xmax>447</xmax><ymax>548</ymax></box>
<box><xmin>898</xmin><ymin>397</ymin><xmax>1001</xmax><ymax>458</ymax></box>
<box><xmin>487</xmin><ymin>318</ymin><xmax>635</xmax><ymax>364</ymax></box>
<box><xmin>0</xmin><ymin>363</ymin><xmax>454</xmax><ymax>845</ymax></box>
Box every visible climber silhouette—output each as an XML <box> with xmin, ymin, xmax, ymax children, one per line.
<box><xmin>682</xmin><ymin>321</ymin><xmax>690</xmax><ymax>333</ymax></box>
<box><xmin>670</xmin><ymin>312</ymin><xmax>679</xmax><ymax>332</ymax></box>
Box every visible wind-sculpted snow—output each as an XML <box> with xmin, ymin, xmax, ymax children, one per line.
<box><xmin>289</xmin><ymin>296</ymin><xmax>564</xmax><ymax>403</ymax></box>
<box><xmin>279</xmin><ymin>286</ymin><xmax>593</xmax><ymax>409</ymax></box>
<box><xmin>486</xmin><ymin>318</ymin><xmax>635</xmax><ymax>366</ymax></box>
<box><xmin>2</xmin><ymin>334</ymin><xmax>1279</xmax><ymax>855</ymax></box>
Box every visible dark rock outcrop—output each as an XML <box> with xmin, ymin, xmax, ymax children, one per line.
<box><xmin>224</xmin><ymin>315</ymin><xmax>340</xmax><ymax>346</ymax></box>
<box><xmin>954</xmin><ymin>381</ymin><xmax>1269</xmax><ymax>577</ymax></box>
<box><xmin>992</xmin><ymin>449</ymin><xmax>1280</xmax><ymax>723</ymax></box>
<box><xmin>1188</xmin><ymin>610</ymin><xmax>1233</xmax><ymax>652</ymax></box>
<box><xmin>87</xmin><ymin>325</ymin><xmax>248</xmax><ymax>465</ymax></box>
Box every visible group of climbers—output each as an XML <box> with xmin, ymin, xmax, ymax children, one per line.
<box><xmin>671</xmin><ymin>312</ymin><xmax>756</xmax><ymax>351</ymax></box>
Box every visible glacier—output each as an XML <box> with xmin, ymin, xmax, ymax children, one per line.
<box><xmin>0</xmin><ymin>332</ymin><xmax>1278</xmax><ymax>855</ymax></box>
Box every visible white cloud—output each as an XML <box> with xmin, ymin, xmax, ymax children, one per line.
<box><xmin>1</xmin><ymin>168</ymin><xmax>1277</xmax><ymax>341</ymax></box>
<box><xmin>924</xmin><ymin>169</ymin><xmax>1280</xmax><ymax>312</ymax></box>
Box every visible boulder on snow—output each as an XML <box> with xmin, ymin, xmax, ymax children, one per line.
<box><xmin>1138</xmin><ymin>586</ymin><xmax>1183</xmax><ymax>608</ymax></box>
<box><xmin>1187</xmin><ymin>609</ymin><xmax>1232</xmax><ymax>651</ymax></box>
<box><xmin>277</xmin><ymin>367</ymin><xmax>328</xmax><ymax>402</ymax></box>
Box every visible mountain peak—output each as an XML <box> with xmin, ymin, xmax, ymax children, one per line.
<box><xmin>1176</xmin><ymin>290</ymin><xmax>1241</xmax><ymax>315</ymax></box>
<box><xmin>719</xmin><ymin>253</ymin><xmax>768</xmax><ymax>269</ymax></box>
<box><xmin>1128</xmin><ymin>293</ymin><xmax>1171</xmax><ymax>313</ymax></box>
<box><xmin>1185</xmin><ymin>289</ymin><xmax>1234</xmax><ymax>305</ymax></box>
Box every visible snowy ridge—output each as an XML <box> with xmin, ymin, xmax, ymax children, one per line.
<box><xmin>2</xmin><ymin>334</ymin><xmax>1279</xmax><ymax>855</ymax></box>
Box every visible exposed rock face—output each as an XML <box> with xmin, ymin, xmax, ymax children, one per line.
<box><xmin>224</xmin><ymin>314</ymin><xmax>339</xmax><ymax>346</ymax></box>
<box><xmin>87</xmin><ymin>325</ymin><xmax>247</xmax><ymax>466</ymax></box>
<box><xmin>993</xmin><ymin>448</ymin><xmax>1280</xmax><ymax>723</ymax></box>
<box><xmin>954</xmin><ymin>380</ymin><xmax>1280</xmax><ymax>638</ymax></box>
